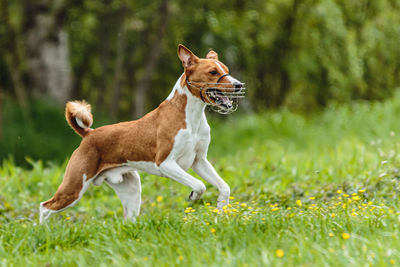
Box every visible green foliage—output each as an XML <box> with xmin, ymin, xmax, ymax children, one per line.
<box><xmin>3</xmin><ymin>95</ymin><xmax>400</xmax><ymax>265</ymax></box>
<box><xmin>1</xmin><ymin>0</ymin><xmax>400</xmax><ymax>116</ymax></box>
<box><xmin>0</xmin><ymin>97</ymin><xmax>81</xmax><ymax>165</ymax></box>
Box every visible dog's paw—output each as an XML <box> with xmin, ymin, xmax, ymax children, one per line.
<box><xmin>189</xmin><ymin>191</ymin><xmax>201</xmax><ymax>201</ymax></box>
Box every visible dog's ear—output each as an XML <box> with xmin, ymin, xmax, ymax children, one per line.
<box><xmin>206</xmin><ymin>50</ymin><xmax>218</xmax><ymax>60</ymax></box>
<box><xmin>178</xmin><ymin>44</ymin><xmax>199</xmax><ymax>68</ymax></box>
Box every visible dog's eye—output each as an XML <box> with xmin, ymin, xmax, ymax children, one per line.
<box><xmin>210</xmin><ymin>71</ymin><xmax>219</xmax><ymax>75</ymax></box>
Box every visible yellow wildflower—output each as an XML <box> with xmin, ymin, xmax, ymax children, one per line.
<box><xmin>368</xmin><ymin>201</ymin><xmax>373</xmax><ymax>205</ymax></box>
<box><xmin>275</xmin><ymin>249</ymin><xmax>284</xmax><ymax>258</ymax></box>
<box><xmin>210</xmin><ymin>228</ymin><xmax>216</xmax><ymax>233</ymax></box>
<box><xmin>329</xmin><ymin>233</ymin><xmax>334</xmax><ymax>237</ymax></box>
<box><xmin>296</xmin><ymin>200</ymin><xmax>302</xmax><ymax>207</ymax></box>
<box><xmin>156</xmin><ymin>196</ymin><xmax>163</xmax><ymax>202</ymax></box>
<box><xmin>309</xmin><ymin>197</ymin><xmax>315</xmax><ymax>200</ymax></box>
<box><xmin>352</xmin><ymin>196</ymin><xmax>360</xmax><ymax>201</ymax></box>
<box><xmin>337</xmin><ymin>190</ymin><xmax>342</xmax><ymax>194</ymax></box>
<box><xmin>352</xmin><ymin>193</ymin><xmax>357</xmax><ymax>196</ymax></box>
<box><xmin>241</xmin><ymin>203</ymin><xmax>247</xmax><ymax>207</ymax></box>
<box><xmin>272</xmin><ymin>207</ymin><xmax>279</xmax><ymax>211</ymax></box>
<box><xmin>213</xmin><ymin>208</ymin><xmax>219</xmax><ymax>213</ymax></box>
<box><xmin>343</xmin><ymin>194</ymin><xmax>349</xmax><ymax>197</ymax></box>
<box><xmin>178</xmin><ymin>256</ymin><xmax>184</xmax><ymax>261</ymax></box>
<box><xmin>390</xmin><ymin>259</ymin><xmax>395</xmax><ymax>265</ymax></box>
<box><xmin>341</xmin><ymin>233</ymin><xmax>350</xmax><ymax>240</ymax></box>
<box><xmin>229</xmin><ymin>196</ymin><xmax>235</xmax><ymax>200</ymax></box>
<box><xmin>359</xmin><ymin>189</ymin><xmax>366</xmax><ymax>193</ymax></box>
<box><xmin>331</xmin><ymin>213</ymin><xmax>336</xmax><ymax>218</ymax></box>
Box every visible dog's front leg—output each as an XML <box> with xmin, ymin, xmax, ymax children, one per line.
<box><xmin>192</xmin><ymin>158</ymin><xmax>230</xmax><ymax>208</ymax></box>
<box><xmin>159</xmin><ymin>160</ymin><xmax>206</xmax><ymax>201</ymax></box>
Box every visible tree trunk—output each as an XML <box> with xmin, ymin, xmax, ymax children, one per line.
<box><xmin>23</xmin><ymin>0</ymin><xmax>73</xmax><ymax>105</ymax></box>
<box><xmin>133</xmin><ymin>0</ymin><xmax>169</xmax><ymax>118</ymax></box>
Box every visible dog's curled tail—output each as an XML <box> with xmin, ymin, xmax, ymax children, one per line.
<box><xmin>65</xmin><ymin>100</ymin><xmax>93</xmax><ymax>137</ymax></box>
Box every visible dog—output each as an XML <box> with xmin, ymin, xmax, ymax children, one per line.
<box><xmin>40</xmin><ymin>44</ymin><xmax>245</xmax><ymax>223</ymax></box>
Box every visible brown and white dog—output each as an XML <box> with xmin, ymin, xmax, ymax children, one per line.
<box><xmin>40</xmin><ymin>45</ymin><xmax>245</xmax><ymax>223</ymax></box>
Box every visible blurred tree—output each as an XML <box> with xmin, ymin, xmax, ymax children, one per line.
<box><xmin>0</xmin><ymin>0</ymin><xmax>399</xmax><ymax>116</ymax></box>
<box><xmin>22</xmin><ymin>0</ymin><xmax>74</xmax><ymax>104</ymax></box>
<box><xmin>133</xmin><ymin>0</ymin><xmax>169</xmax><ymax>118</ymax></box>
<box><xmin>0</xmin><ymin>0</ymin><xmax>30</xmax><ymax>121</ymax></box>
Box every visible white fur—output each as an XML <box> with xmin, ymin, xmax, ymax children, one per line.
<box><xmin>227</xmin><ymin>75</ymin><xmax>241</xmax><ymax>85</ymax></box>
<box><xmin>160</xmin><ymin>76</ymin><xmax>230</xmax><ymax>206</ymax></box>
<box><xmin>124</xmin><ymin>161</ymin><xmax>163</xmax><ymax>176</ymax></box>
<box><xmin>75</xmin><ymin>117</ymin><xmax>88</xmax><ymax>129</ymax></box>
<box><xmin>106</xmin><ymin>171</ymin><xmax>141</xmax><ymax>222</ymax></box>
<box><xmin>40</xmin><ymin>72</ymin><xmax>235</xmax><ymax>223</ymax></box>
<box><xmin>128</xmin><ymin>76</ymin><xmax>230</xmax><ymax>206</ymax></box>
<box><xmin>214</xmin><ymin>60</ymin><xmax>226</xmax><ymax>74</ymax></box>
<box><xmin>93</xmin><ymin>166</ymin><xmax>134</xmax><ymax>186</ymax></box>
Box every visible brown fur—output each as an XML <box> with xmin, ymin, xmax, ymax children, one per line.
<box><xmin>43</xmin><ymin>91</ymin><xmax>187</xmax><ymax>210</ymax></box>
<box><xmin>43</xmin><ymin>44</ymin><xmax>230</xmax><ymax>212</ymax></box>
<box><xmin>178</xmin><ymin>45</ymin><xmax>231</xmax><ymax>104</ymax></box>
<box><xmin>65</xmin><ymin>101</ymin><xmax>93</xmax><ymax>137</ymax></box>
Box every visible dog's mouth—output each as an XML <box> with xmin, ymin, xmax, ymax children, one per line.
<box><xmin>207</xmin><ymin>89</ymin><xmax>233</xmax><ymax>109</ymax></box>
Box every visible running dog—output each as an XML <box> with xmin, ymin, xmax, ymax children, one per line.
<box><xmin>40</xmin><ymin>44</ymin><xmax>245</xmax><ymax>223</ymax></box>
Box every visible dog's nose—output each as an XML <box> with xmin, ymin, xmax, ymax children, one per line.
<box><xmin>234</xmin><ymin>82</ymin><xmax>243</xmax><ymax>91</ymax></box>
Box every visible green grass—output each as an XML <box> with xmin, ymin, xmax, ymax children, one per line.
<box><xmin>3</xmin><ymin>96</ymin><xmax>400</xmax><ymax>266</ymax></box>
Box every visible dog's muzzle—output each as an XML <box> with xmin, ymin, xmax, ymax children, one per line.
<box><xmin>187</xmin><ymin>79</ymin><xmax>246</xmax><ymax>114</ymax></box>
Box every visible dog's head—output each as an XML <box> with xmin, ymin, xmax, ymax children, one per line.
<box><xmin>178</xmin><ymin>44</ymin><xmax>245</xmax><ymax>114</ymax></box>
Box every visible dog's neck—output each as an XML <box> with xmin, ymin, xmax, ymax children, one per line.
<box><xmin>166</xmin><ymin>74</ymin><xmax>207</xmax><ymax>131</ymax></box>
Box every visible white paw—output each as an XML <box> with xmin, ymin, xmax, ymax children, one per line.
<box><xmin>39</xmin><ymin>202</ymin><xmax>53</xmax><ymax>224</ymax></box>
<box><xmin>189</xmin><ymin>190</ymin><xmax>203</xmax><ymax>201</ymax></box>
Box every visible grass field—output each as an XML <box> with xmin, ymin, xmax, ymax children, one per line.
<box><xmin>2</xmin><ymin>96</ymin><xmax>400</xmax><ymax>266</ymax></box>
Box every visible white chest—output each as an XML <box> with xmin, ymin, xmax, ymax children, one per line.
<box><xmin>173</xmin><ymin>122</ymin><xmax>208</xmax><ymax>170</ymax></box>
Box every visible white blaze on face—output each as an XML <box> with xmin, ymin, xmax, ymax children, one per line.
<box><xmin>214</xmin><ymin>60</ymin><xmax>226</xmax><ymax>75</ymax></box>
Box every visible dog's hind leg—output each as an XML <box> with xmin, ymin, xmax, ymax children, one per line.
<box><xmin>40</xmin><ymin>173</ymin><xmax>91</xmax><ymax>223</ymax></box>
<box><xmin>106</xmin><ymin>170</ymin><xmax>141</xmax><ymax>222</ymax></box>
<box><xmin>40</xmin><ymin>148</ymin><xmax>97</xmax><ymax>223</ymax></box>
